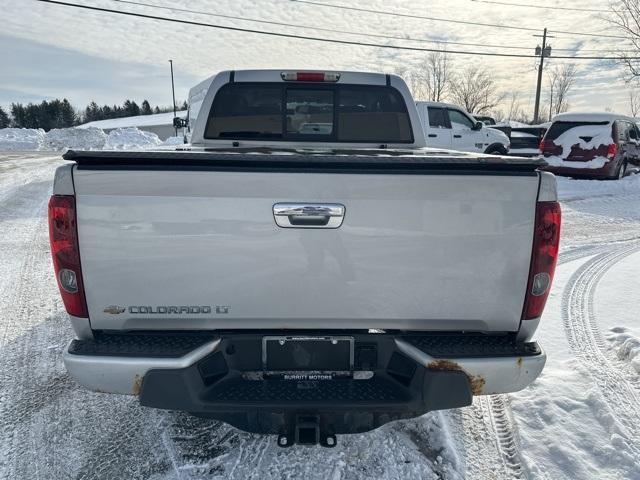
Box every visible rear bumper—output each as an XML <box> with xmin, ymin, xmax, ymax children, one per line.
<box><xmin>541</xmin><ymin>159</ymin><xmax>617</xmax><ymax>178</ymax></box>
<box><xmin>63</xmin><ymin>331</ymin><xmax>545</xmax><ymax>435</ymax></box>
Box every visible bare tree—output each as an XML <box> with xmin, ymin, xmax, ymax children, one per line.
<box><xmin>505</xmin><ymin>92</ymin><xmax>525</xmax><ymax>122</ymax></box>
<box><xmin>410</xmin><ymin>71</ymin><xmax>430</xmax><ymax>100</ymax></box>
<box><xmin>547</xmin><ymin>64</ymin><xmax>577</xmax><ymax>119</ymax></box>
<box><xmin>395</xmin><ymin>50</ymin><xmax>452</xmax><ymax>101</ymax></box>
<box><xmin>395</xmin><ymin>66</ymin><xmax>429</xmax><ymax>100</ymax></box>
<box><xmin>449</xmin><ymin>65</ymin><xmax>506</xmax><ymax>114</ymax></box>
<box><xmin>608</xmin><ymin>0</ymin><xmax>640</xmax><ymax>79</ymax></box>
<box><xmin>424</xmin><ymin>50</ymin><xmax>451</xmax><ymax>102</ymax></box>
<box><xmin>630</xmin><ymin>89</ymin><xmax>640</xmax><ymax>116</ymax></box>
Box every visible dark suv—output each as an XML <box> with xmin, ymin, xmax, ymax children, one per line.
<box><xmin>540</xmin><ymin>113</ymin><xmax>640</xmax><ymax>179</ymax></box>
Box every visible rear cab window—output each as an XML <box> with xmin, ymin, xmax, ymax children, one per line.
<box><xmin>205</xmin><ymin>83</ymin><xmax>413</xmax><ymax>143</ymax></box>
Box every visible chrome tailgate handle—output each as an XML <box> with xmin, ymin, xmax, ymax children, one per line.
<box><xmin>273</xmin><ymin>203</ymin><xmax>345</xmax><ymax>228</ymax></box>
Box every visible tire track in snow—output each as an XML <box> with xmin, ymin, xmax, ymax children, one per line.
<box><xmin>487</xmin><ymin>395</ymin><xmax>527</xmax><ymax>479</ymax></box>
<box><xmin>448</xmin><ymin>397</ymin><xmax>516</xmax><ymax>479</ymax></box>
<box><xmin>448</xmin><ymin>244</ymin><xmax>616</xmax><ymax>480</ymax></box>
<box><xmin>562</xmin><ymin>243</ymin><xmax>640</xmax><ymax>449</ymax></box>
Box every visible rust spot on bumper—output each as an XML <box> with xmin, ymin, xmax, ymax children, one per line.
<box><xmin>132</xmin><ymin>374</ymin><xmax>143</xmax><ymax>396</ymax></box>
<box><xmin>427</xmin><ymin>359</ymin><xmax>486</xmax><ymax>395</ymax></box>
<box><xmin>468</xmin><ymin>375</ymin><xmax>486</xmax><ymax>395</ymax></box>
<box><xmin>427</xmin><ymin>359</ymin><xmax>462</xmax><ymax>371</ymax></box>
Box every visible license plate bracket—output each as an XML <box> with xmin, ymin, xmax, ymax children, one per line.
<box><xmin>262</xmin><ymin>336</ymin><xmax>354</xmax><ymax>372</ymax></box>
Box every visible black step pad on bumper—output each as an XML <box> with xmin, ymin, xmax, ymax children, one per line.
<box><xmin>68</xmin><ymin>332</ymin><xmax>216</xmax><ymax>358</ymax></box>
<box><xmin>402</xmin><ymin>334</ymin><xmax>541</xmax><ymax>358</ymax></box>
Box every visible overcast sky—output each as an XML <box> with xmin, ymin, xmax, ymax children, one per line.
<box><xmin>0</xmin><ymin>0</ymin><xmax>634</xmax><ymax>117</ymax></box>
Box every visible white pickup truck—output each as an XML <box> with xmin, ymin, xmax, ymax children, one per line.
<box><xmin>416</xmin><ymin>101</ymin><xmax>510</xmax><ymax>154</ymax></box>
<box><xmin>51</xmin><ymin>70</ymin><xmax>559</xmax><ymax>447</ymax></box>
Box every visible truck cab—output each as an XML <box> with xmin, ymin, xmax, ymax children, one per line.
<box><xmin>190</xmin><ymin>70</ymin><xmax>426</xmax><ymax>150</ymax></box>
<box><xmin>416</xmin><ymin>101</ymin><xmax>510</xmax><ymax>154</ymax></box>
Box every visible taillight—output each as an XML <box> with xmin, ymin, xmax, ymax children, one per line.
<box><xmin>607</xmin><ymin>143</ymin><xmax>617</xmax><ymax>159</ymax></box>
<box><xmin>522</xmin><ymin>201</ymin><xmax>561</xmax><ymax>320</ymax></box>
<box><xmin>538</xmin><ymin>139</ymin><xmax>545</xmax><ymax>153</ymax></box>
<box><xmin>48</xmin><ymin>195</ymin><xmax>88</xmax><ymax>317</ymax></box>
<box><xmin>280</xmin><ymin>71</ymin><xmax>341</xmax><ymax>82</ymax></box>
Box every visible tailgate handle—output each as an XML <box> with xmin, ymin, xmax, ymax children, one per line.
<box><xmin>273</xmin><ymin>203</ymin><xmax>345</xmax><ymax>229</ymax></box>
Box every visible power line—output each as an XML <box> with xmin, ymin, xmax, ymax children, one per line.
<box><xmin>110</xmin><ymin>0</ymin><xmax>533</xmax><ymax>51</ymax></box>
<box><xmin>470</xmin><ymin>0</ymin><xmax>610</xmax><ymax>13</ymax></box>
<box><xmin>290</xmin><ymin>0</ymin><xmax>539</xmax><ymax>33</ymax></box>
<box><xmin>33</xmin><ymin>0</ymin><xmax>634</xmax><ymax>60</ymax></box>
<box><xmin>110</xmin><ymin>0</ymin><xmax>634</xmax><ymax>53</ymax></box>
<box><xmin>110</xmin><ymin>0</ymin><xmax>627</xmax><ymax>53</ymax></box>
<box><xmin>290</xmin><ymin>0</ymin><xmax>629</xmax><ymax>39</ymax></box>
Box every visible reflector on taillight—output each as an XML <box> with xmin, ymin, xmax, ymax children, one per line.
<box><xmin>607</xmin><ymin>143</ymin><xmax>618</xmax><ymax>159</ymax></box>
<box><xmin>280</xmin><ymin>71</ymin><xmax>341</xmax><ymax>82</ymax></box>
<box><xmin>522</xmin><ymin>201</ymin><xmax>561</xmax><ymax>320</ymax></box>
<box><xmin>48</xmin><ymin>195</ymin><xmax>88</xmax><ymax>317</ymax></box>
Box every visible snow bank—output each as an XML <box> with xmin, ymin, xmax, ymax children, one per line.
<box><xmin>544</xmin><ymin>124</ymin><xmax>613</xmax><ymax>169</ymax></box>
<box><xmin>0</xmin><ymin>128</ymin><xmax>46</xmax><ymax>151</ymax></box>
<box><xmin>607</xmin><ymin>327</ymin><xmax>640</xmax><ymax>374</ymax></box>
<box><xmin>0</xmin><ymin>126</ymin><xmax>166</xmax><ymax>152</ymax></box>
<box><xmin>103</xmin><ymin>127</ymin><xmax>162</xmax><ymax>150</ymax></box>
<box><xmin>44</xmin><ymin>127</ymin><xmax>107</xmax><ymax>151</ymax></box>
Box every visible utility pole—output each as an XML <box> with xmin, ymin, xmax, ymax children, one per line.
<box><xmin>533</xmin><ymin>28</ymin><xmax>553</xmax><ymax>124</ymax></box>
<box><xmin>169</xmin><ymin>59</ymin><xmax>177</xmax><ymax>136</ymax></box>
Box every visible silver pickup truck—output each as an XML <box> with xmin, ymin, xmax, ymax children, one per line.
<box><xmin>50</xmin><ymin>70</ymin><xmax>559</xmax><ymax>447</ymax></box>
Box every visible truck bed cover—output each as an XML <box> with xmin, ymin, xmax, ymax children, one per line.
<box><xmin>63</xmin><ymin>148</ymin><xmax>546</xmax><ymax>174</ymax></box>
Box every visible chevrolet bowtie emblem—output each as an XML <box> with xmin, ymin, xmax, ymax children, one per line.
<box><xmin>103</xmin><ymin>305</ymin><xmax>126</xmax><ymax>315</ymax></box>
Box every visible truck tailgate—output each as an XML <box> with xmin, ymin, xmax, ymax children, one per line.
<box><xmin>70</xmin><ymin>152</ymin><xmax>540</xmax><ymax>333</ymax></box>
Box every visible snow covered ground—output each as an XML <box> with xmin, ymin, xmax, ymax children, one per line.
<box><xmin>0</xmin><ymin>152</ymin><xmax>639</xmax><ymax>479</ymax></box>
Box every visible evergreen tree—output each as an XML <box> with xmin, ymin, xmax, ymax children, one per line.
<box><xmin>141</xmin><ymin>100</ymin><xmax>152</xmax><ymax>115</ymax></box>
<box><xmin>154</xmin><ymin>106</ymin><xmax>160</xmax><ymax>114</ymax></box>
<box><xmin>85</xmin><ymin>101</ymin><xmax>100</xmax><ymax>122</ymax></box>
<box><xmin>0</xmin><ymin>106</ymin><xmax>10</xmax><ymax>128</ymax></box>
<box><xmin>11</xmin><ymin>103</ymin><xmax>26</xmax><ymax>128</ymax></box>
<box><xmin>181</xmin><ymin>100</ymin><xmax>188</xmax><ymax>110</ymax></box>
<box><xmin>123</xmin><ymin>99</ymin><xmax>140</xmax><ymax>117</ymax></box>
<box><xmin>100</xmin><ymin>105</ymin><xmax>112</xmax><ymax>120</ymax></box>
<box><xmin>61</xmin><ymin>99</ymin><xmax>76</xmax><ymax>127</ymax></box>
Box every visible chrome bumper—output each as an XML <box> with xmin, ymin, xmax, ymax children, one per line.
<box><xmin>62</xmin><ymin>338</ymin><xmax>221</xmax><ymax>395</ymax></box>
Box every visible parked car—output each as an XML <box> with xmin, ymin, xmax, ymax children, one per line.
<box><xmin>509</xmin><ymin>124</ymin><xmax>549</xmax><ymax>158</ymax></box>
<box><xmin>54</xmin><ymin>70</ymin><xmax>555</xmax><ymax>447</ymax></box>
<box><xmin>473</xmin><ymin>115</ymin><xmax>497</xmax><ymax>126</ymax></box>
<box><xmin>416</xmin><ymin>101</ymin><xmax>510</xmax><ymax>154</ymax></box>
<box><xmin>472</xmin><ymin>116</ymin><xmax>549</xmax><ymax>158</ymax></box>
<box><xmin>540</xmin><ymin>113</ymin><xmax>639</xmax><ymax>179</ymax></box>
<box><xmin>472</xmin><ymin>114</ymin><xmax>512</xmax><ymax>138</ymax></box>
